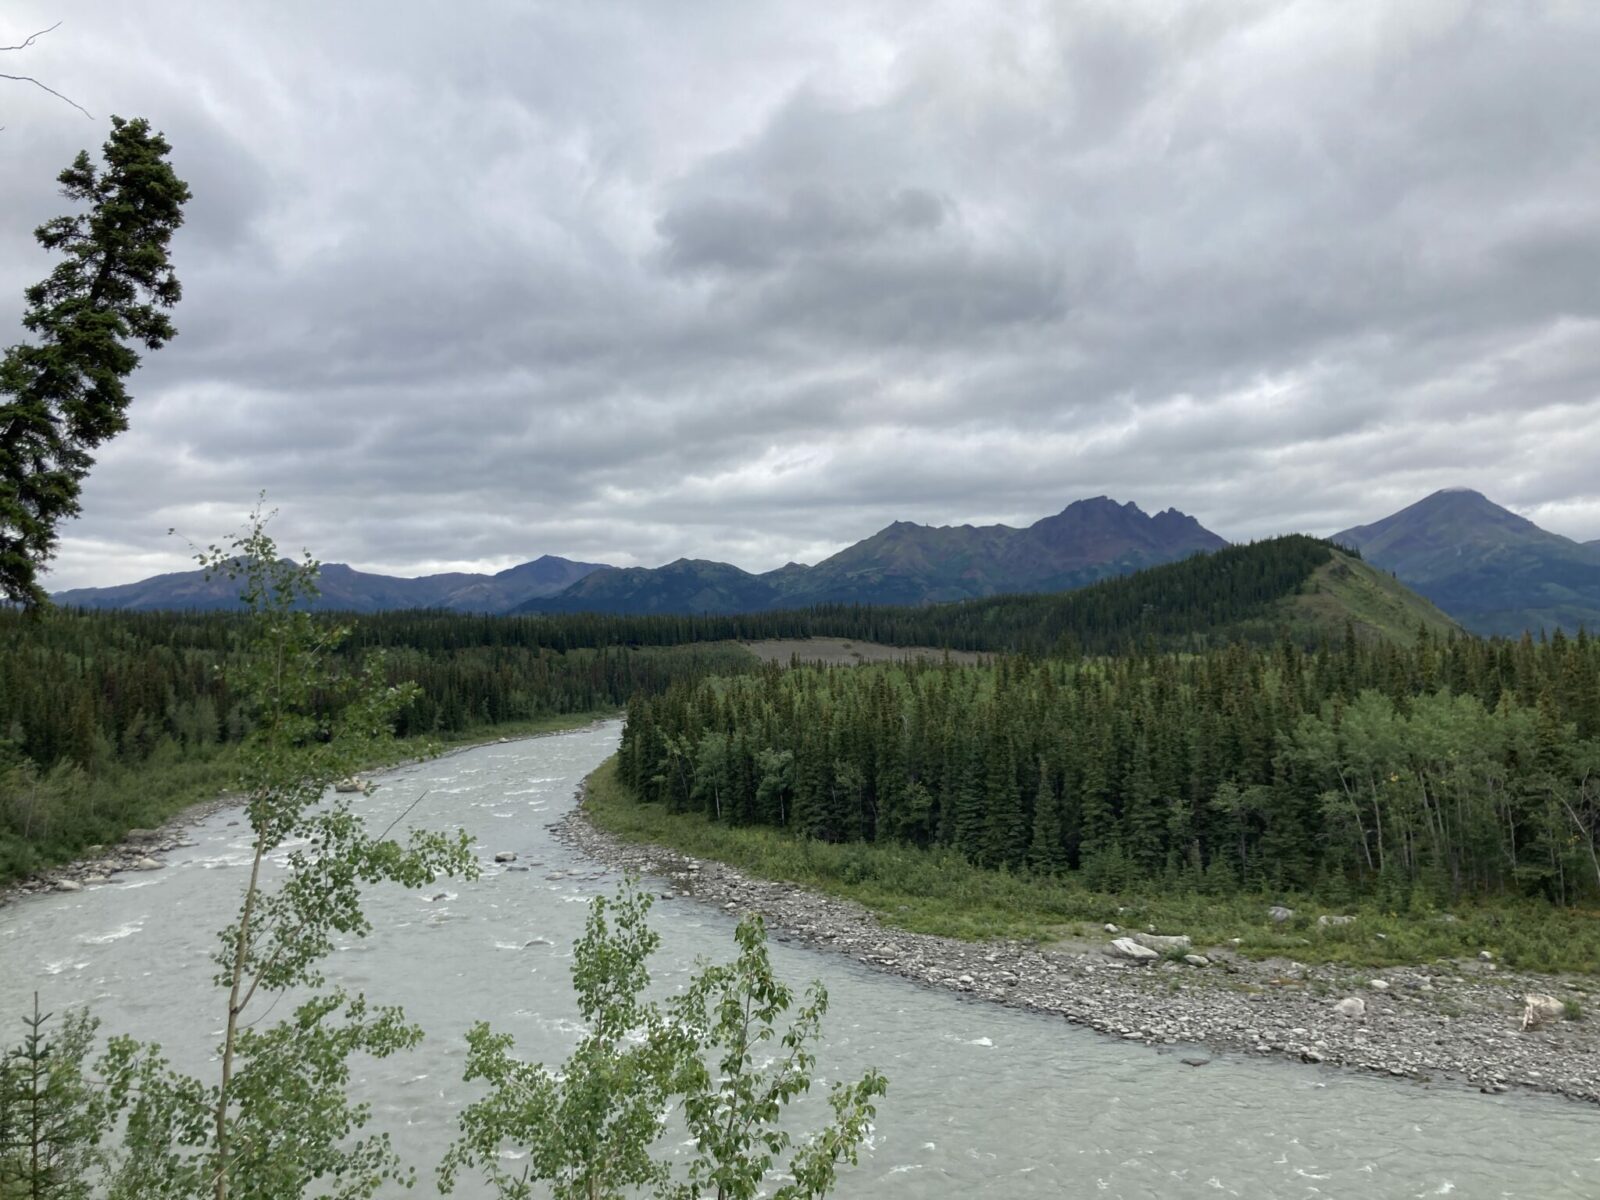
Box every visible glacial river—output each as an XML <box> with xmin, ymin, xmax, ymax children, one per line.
<box><xmin>2</xmin><ymin>721</ymin><xmax>1596</xmax><ymax>1198</ymax></box>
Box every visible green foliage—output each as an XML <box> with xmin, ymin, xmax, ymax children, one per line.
<box><xmin>585</xmin><ymin>758</ymin><xmax>1600</xmax><ymax>974</ymax></box>
<box><xmin>0</xmin><ymin>606</ymin><xmax>754</xmax><ymax>884</ymax></box>
<box><xmin>86</xmin><ymin>512</ymin><xmax>479</xmax><ymax>1199</ymax></box>
<box><xmin>0</xmin><ymin>116</ymin><xmax>189</xmax><ymax>607</ymax></box>
<box><xmin>662</xmin><ymin>915</ymin><xmax>887</xmax><ymax>1200</ymax></box>
<box><xmin>443</xmin><ymin>885</ymin><xmax>886</xmax><ymax>1200</ymax></box>
<box><xmin>619</xmin><ymin>627</ymin><xmax>1600</xmax><ymax>908</ymax></box>
<box><xmin>0</xmin><ymin>998</ymin><xmax>112</xmax><ymax>1199</ymax></box>
<box><xmin>441</xmin><ymin>887</ymin><xmax>681</xmax><ymax>1200</ymax></box>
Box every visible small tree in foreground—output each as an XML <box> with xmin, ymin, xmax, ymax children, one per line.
<box><xmin>0</xmin><ymin>997</ymin><xmax>111</xmax><ymax>1199</ymax></box>
<box><xmin>442</xmin><ymin>886</ymin><xmax>887</xmax><ymax>1200</ymax></box>
<box><xmin>95</xmin><ymin>512</ymin><xmax>478</xmax><ymax>1199</ymax></box>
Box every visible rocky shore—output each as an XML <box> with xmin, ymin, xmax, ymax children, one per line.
<box><xmin>558</xmin><ymin>795</ymin><xmax>1600</xmax><ymax>1107</ymax></box>
<box><xmin>0</xmin><ymin>797</ymin><xmax>237</xmax><ymax>907</ymax></box>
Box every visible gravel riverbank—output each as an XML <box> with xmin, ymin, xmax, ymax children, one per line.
<box><xmin>558</xmin><ymin>790</ymin><xmax>1600</xmax><ymax>1107</ymax></box>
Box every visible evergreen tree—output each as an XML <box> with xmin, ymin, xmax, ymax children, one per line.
<box><xmin>0</xmin><ymin>117</ymin><xmax>190</xmax><ymax>606</ymax></box>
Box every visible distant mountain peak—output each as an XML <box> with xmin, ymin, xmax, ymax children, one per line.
<box><xmin>1334</xmin><ymin>489</ymin><xmax>1600</xmax><ymax>636</ymax></box>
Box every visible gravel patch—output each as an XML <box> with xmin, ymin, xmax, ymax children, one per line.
<box><xmin>558</xmin><ymin>789</ymin><xmax>1600</xmax><ymax>1107</ymax></box>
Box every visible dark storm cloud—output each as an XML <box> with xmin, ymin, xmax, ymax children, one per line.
<box><xmin>3</xmin><ymin>0</ymin><xmax>1598</xmax><ymax>588</ymax></box>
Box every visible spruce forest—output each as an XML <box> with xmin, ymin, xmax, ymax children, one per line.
<box><xmin>619</xmin><ymin>629</ymin><xmax>1600</xmax><ymax>908</ymax></box>
<box><xmin>6</xmin><ymin>534</ymin><xmax>1599</xmax><ymax>912</ymax></box>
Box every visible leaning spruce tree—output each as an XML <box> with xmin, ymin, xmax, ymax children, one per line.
<box><xmin>0</xmin><ymin>115</ymin><xmax>189</xmax><ymax>607</ymax></box>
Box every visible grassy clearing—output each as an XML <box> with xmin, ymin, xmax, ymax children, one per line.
<box><xmin>584</xmin><ymin>756</ymin><xmax>1600</xmax><ymax>976</ymax></box>
<box><xmin>0</xmin><ymin>710</ymin><xmax>617</xmax><ymax>887</ymax></box>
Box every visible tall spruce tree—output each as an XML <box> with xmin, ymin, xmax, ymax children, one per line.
<box><xmin>0</xmin><ymin>116</ymin><xmax>189</xmax><ymax>606</ymax></box>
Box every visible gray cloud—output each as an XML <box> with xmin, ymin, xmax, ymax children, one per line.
<box><xmin>2</xmin><ymin>0</ymin><xmax>1597</xmax><ymax>590</ymax></box>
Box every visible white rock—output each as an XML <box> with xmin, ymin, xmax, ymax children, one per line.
<box><xmin>494</xmin><ymin>851</ymin><xmax>518</xmax><ymax>863</ymax></box>
<box><xmin>1478</xmin><ymin>950</ymin><xmax>1493</xmax><ymax>961</ymax></box>
<box><xmin>1521</xmin><ymin>993</ymin><xmax>1564</xmax><ymax>1031</ymax></box>
<box><xmin>1317</xmin><ymin>914</ymin><xmax>1355</xmax><ymax>927</ymax></box>
<box><xmin>334</xmin><ymin>777</ymin><xmax>365</xmax><ymax>794</ymax></box>
<box><xmin>1332</xmin><ymin>997</ymin><xmax>1366</xmax><ymax>1019</ymax></box>
<box><xmin>1183</xmin><ymin>954</ymin><xmax>1210</xmax><ymax>967</ymax></box>
<box><xmin>1131</xmin><ymin>932</ymin><xmax>1192</xmax><ymax>953</ymax></box>
<box><xmin>1104</xmin><ymin>923</ymin><xmax>1120</xmax><ymax>934</ymax></box>
<box><xmin>55</xmin><ymin>879</ymin><xmax>84</xmax><ymax>893</ymax></box>
<box><xmin>1268</xmin><ymin>906</ymin><xmax>1294</xmax><ymax>923</ymax></box>
<box><xmin>133</xmin><ymin>856</ymin><xmax>163</xmax><ymax>871</ymax></box>
<box><xmin>1368</xmin><ymin>979</ymin><xmax>1390</xmax><ymax>991</ymax></box>
<box><xmin>1102</xmin><ymin>938</ymin><xmax>1159</xmax><ymax>963</ymax></box>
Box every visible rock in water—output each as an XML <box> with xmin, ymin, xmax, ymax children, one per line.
<box><xmin>1103</xmin><ymin>937</ymin><xmax>1160</xmax><ymax>963</ymax></box>
<box><xmin>494</xmin><ymin>851</ymin><xmax>518</xmax><ymax>863</ymax></box>
<box><xmin>1521</xmin><ymin>993</ymin><xmax>1564</xmax><ymax>1031</ymax></box>
<box><xmin>55</xmin><ymin>879</ymin><xmax>84</xmax><ymax>893</ymax></box>
<box><xmin>133</xmin><ymin>857</ymin><xmax>163</xmax><ymax>871</ymax></box>
<box><xmin>1332</xmin><ymin>997</ymin><xmax>1366</xmax><ymax>1019</ymax></box>
<box><xmin>334</xmin><ymin>777</ymin><xmax>366</xmax><ymax>794</ymax></box>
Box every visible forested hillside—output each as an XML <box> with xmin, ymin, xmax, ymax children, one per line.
<box><xmin>620</xmin><ymin>629</ymin><xmax>1600</xmax><ymax>906</ymax></box>
<box><xmin>0</xmin><ymin>608</ymin><xmax>752</xmax><ymax>880</ymax></box>
<box><xmin>0</xmin><ymin>537</ymin><xmax>1465</xmax><ymax>881</ymax></box>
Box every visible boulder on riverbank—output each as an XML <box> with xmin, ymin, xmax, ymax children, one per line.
<box><xmin>1522</xmin><ymin>994</ymin><xmax>1564</xmax><ymax>1031</ymax></box>
<box><xmin>1131</xmin><ymin>932</ymin><xmax>1191</xmax><ymax>953</ymax></box>
<box><xmin>1103</xmin><ymin>937</ymin><xmax>1159</xmax><ymax>963</ymax></box>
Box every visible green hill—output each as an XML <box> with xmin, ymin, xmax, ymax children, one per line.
<box><xmin>854</xmin><ymin>535</ymin><xmax>1459</xmax><ymax>655</ymax></box>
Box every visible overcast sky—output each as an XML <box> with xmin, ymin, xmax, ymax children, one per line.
<box><xmin>5</xmin><ymin>1</ymin><xmax>1599</xmax><ymax>588</ymax></box>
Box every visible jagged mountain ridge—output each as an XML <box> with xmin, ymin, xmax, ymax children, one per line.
<box><xmin>1332</xmin><ymin>488</ymin><xmax>1600</xmax><ymax>635</ymax></box>
<box><xmin>523</xmin><ymin>497</ymin><xmax>1226</xmax><ymax>614</ymax></box>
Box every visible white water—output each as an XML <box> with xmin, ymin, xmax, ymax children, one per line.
<box><xmin>3</xmin><ymin>721</ymin><xmax>1597</xmax><ymax>1197</ymax></box>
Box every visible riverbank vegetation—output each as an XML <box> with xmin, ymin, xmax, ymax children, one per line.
<box><xmin>3</xmin><ymin>524</ymin><xmax>883</xmax><ymax>1199</ymax></box>
<box><xmin>0</xmin><ymin>606</ymin><xmax>753</xmax><ymax>883</ymax></box>
<box><xmin>612</xmin><ymin>628</ymin><xmax>1600</xmax><ymax>970</ymax></box>
<box><xmin>585</xmin><ymin>757</ymin><xmax>1600</xmax><ymax>974</ymax></box>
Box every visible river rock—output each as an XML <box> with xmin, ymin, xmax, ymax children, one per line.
<box><xmin>1333</xmin><ymin>997</ymin><xmax>1366</xmax><ymax>1019</ymax></box>
<box><xmin>1268</xmin><ymin>906</ymin><xmax>1294</xmax><ymax>923</ymax></box>
<box><xmin>133</xmin><ymin>856</ymin><xmax>163</xmax><ymax>871</ymax></box>
<box><xmin>1102</xmin><ymin>938</ymin><xmax>1159</xmax><ymax>963</ymax></box>
<box><xmin>1131</xmin><ymin>932</ymin><xmax>1192</xmax><ymax>953</ymax></box>
<box><xmin>494</xmin><ymin>851</ymin><xmax>518</xmax><ymax>863</ymax></box>
<box><xmin>55</xmin><ymin>879</ymin><xmax>84</xmax><ymax>893</ymax></box>
<box><xmin>1317</xmin><ymin>914</ymin><xmax>1355</xmax><ymax>927</ymax></box>
<box><xmin>124</xmin><ymin>828</ymin><xmax>160</xmax><ymax>843</ymax></box>
<box><xmin>334</xmin><ymin>777</ymin><xmax>366</xmax><ymax>793</ymax></box>
<box><xmin>1478</xmin><ymin>950</ymin><xmax>1494</xmax><ymax>961</ymax></box>
<box><xmin>1368</xmin><ymin>979</ymin><xmax>1390</xmax><ymax>991</ymax></box>
<box><xmin>1103</xmin><ymin>923</ymin><xmax>1120</xmax><ymax>934</ymax></box>
<box><xmin>1522</xmin><ymin>994</ymin><xmax>1564</xmax><ymax>1031</ymax></box>
<box><xmin>1184</xmin><ymin>954</ymin><xmax>1210</xmax><ymax>967</ymax></box>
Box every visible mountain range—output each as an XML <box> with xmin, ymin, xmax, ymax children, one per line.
<box><xmin>50</xmin><ymin>489</ymin><xmax>1600</xmax><ymax>635</ymax></box>
<box><xmin>1332</xmin><ymin>488</ymin><xmax>1600</xmax><ymax>637</ymax></box>
<box><xmin>51</xmin><ymin>554</ymin><xmax>607</xmax><ymax>614</ymax></box>
<box><xmin>521</xmin><ymin>497</ymin><xmax>1225</xmax><ymax>614</ymax></box>
<box><xmin>53</xmin><ymin>497</ymin><xmax>1224</xmax><ymax>617</ymax></box>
